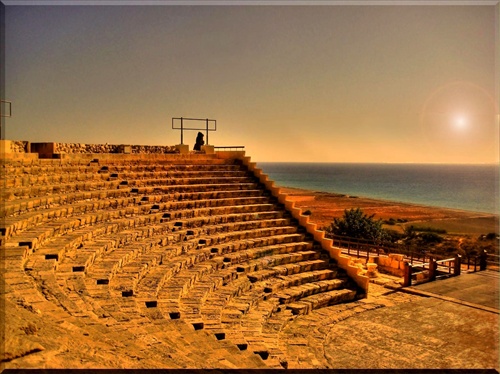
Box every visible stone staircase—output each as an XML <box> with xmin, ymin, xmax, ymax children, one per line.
<box><xmin>2</xmin><ymin>151</ymin><xmax>368</xmax><ymax>368</ymax></box>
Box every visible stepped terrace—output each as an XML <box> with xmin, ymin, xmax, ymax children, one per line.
<box><xmin>1</xmin><ymin>140</ymin><xmax>373</xmax><ymax>369</ymax></box>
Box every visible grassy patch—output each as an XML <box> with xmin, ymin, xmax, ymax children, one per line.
<box><xmin>410</xmin><ymin>226</ymin><xmax>447</xmax><ymax>234</ymax></box>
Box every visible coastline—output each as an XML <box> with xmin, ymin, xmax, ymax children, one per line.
<box><xmin>279</xmin><ymin>186</ymin><xmax>499</xmax><ymax>235</ymax></box>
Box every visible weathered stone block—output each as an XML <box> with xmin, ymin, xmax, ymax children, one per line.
<box><xmin>389</xmin><ymin>254</ymin><xmax>404</xmax><ymax>262</ymax></box>
<box><xmin>201</xmin><ymin>145</ymin><xmax>214</xmax><ymax>154</ymax></box>
<box><xmin>175</xmin><ymin>144</ymin><xmax>189</xmax><ymax>154</ymax></box>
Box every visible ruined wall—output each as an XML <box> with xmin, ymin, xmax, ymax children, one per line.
<box><xmin>52</xmin><ymin>142</ymin><xmax>178</xmax><ymax>154</ymax></box>
<box><xmin>0</xmin><ymin>140</ymin><xmax>29</xmax><ymax>153</ymax></box>
<box><xmin>374</xmin><ymin>254</ymin><xmax>406</xmax><ymax>277</ymax></box>
<box><xmin>2</xmin><ymin>140</ymin><xmax>179</xmax><ymax>157</ymax></box>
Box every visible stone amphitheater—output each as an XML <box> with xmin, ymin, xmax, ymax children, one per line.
<box><xmin>1</xmin><ymin>140</ymin><xmax>498</xmax><ymax>370</ymax></box>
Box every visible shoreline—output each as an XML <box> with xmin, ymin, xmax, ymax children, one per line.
<box><xmin>279</xmin><ymin>186</ymin><xmax>499</xmax><ymax>236</ymax></box>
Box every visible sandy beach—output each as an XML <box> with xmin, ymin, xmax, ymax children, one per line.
<box><xmin>280</xmin><ymin>186</ymin><xmax>499</xmax><ymax>236</ymax></box>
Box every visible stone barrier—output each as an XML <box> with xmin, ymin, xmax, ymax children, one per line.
<box><xmin>6</xmin><ymin>140</ymin><xmax>179</xmax><ymax>157</ymax></box>
<box><xmin>373</xmin><ymin>253</ymin><xmax>406</xmax><ymax>277</ymax></box>
<box><xmin>239</xmin><ymin>154</ymin><xmax>370</xmax><ymax>294</ymax></box>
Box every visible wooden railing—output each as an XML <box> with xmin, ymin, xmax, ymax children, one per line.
<box><xmin>328</xmin><ymin>234</ymin><xmax>494</xmax><ymax>286</ymax></box>
<box><xmin>403</xmin><ymin>255</ymin><xmax>462</xmax><ymax>287</ymax></box>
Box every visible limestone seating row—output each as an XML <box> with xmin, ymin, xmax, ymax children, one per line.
<box><xmin>155</xmin><ymin>253</ymin><xmax>333</xmax><ymax>321</ymax></box>
<box><xmin>77</xmin><ymin>232</ymin><xmax>312</xmax><ymax>318</ymax></box>
<box><xmin>1</xmin><ymin>165</ymin><xmax>248</xmax><ymax>197</ymax></box>
<box><xmin>222</xmin><ymin>298</ymin><xmax>285</xmax><ymax>362</ymax></box>
<box><xmin>23</xmin><ymin>223</ymin><xmax>149</xmax><ymax>273</ymax></box>
<box><xmin>122</xmin><ymin>176</ymin><xmax>256</xmax><ymax>188</ymax></box>
<box><xmin>140</xmin><ymin>318</ymin><xmax>269</xmax><ymax>368</ymax></box>
<box><xmin>132</xmin><ymin>253</ymin><xmax>336</xmax><ymax>370</ymax></box>
<box><xmin>1</xmin><ymin>188</ymin><xmax>131</xmax><ymax>217</ymax></box>
<box><xmin>5</xmin><ymin>208</ymin><xmax>148</xmax><ymax>251</ymax></box>
<box><xmin>97</xmin><ymin>162</ymin><xmax>246</xmax><ymax>173</ymax></box>
<box><xmin>2</xmin><ymin>160</ymin><xmax>245</xmax><ymax>177</ymax></box>
<box><xmin>2</xmin><ymin>163</ymin><xmax>101</xmax><ymax>176</ymax></box>
<box><xmin>132</xmin><ymin>234</ymin><xmax>310</xmax><ymax>299</ymax></box>
<box><xmin>2</xmin><ymin>158</ymin><xmax>251</xmax><ymax>195</ymax></box>
<box><xmin>218</xmin><ymin>258</ymin><xmax>335</xmax><ymax>315</ymax></box>
<box><xmin>1</xmin><ymin>195</ymin><xmax>134</xmax><ymax>239</ymax></box>
<box><xmin>174</xmin><ymin>250</ymin><xmax>328</xmax><ymax>318</ymax></box>
<box><xmin>101</xmin><ymin>169</ymin><xmax>250</xmax><ymax>181</ymax></box>
<box><xmin>106</xmin><ymin>225</ymin><xmax>301</xmax><ymax>298</ymax></box>
<box><xmin>118</xmin><ymin>258</ymin><xmax>330</xmax><ymax>361</ymax></box>
<box><xmin>1</xmin><ymin>179</ymin><xmax>122</xmax><ymax>201</ymax></box>
<box><xmin>2</xmin><ymin>181</ymin><xmax>259</xmax><ymax>209</ymax></box>
<box><xmin>273</xmin><ymin>278</ymin><xmax>348</xmax><ymax>305</ymax></box>
<box><xmin>3</xmin><ymin>193</ymin><xmax>281</xmax><ymax>248</ymax></box>
<box><xmin>22</xmin><ymin>212</ymin><xmax>291</xmax><ymax>276</ymax></box>
<box><xmin>262</xmin><ymin>268</ymin><xmax>341</xmax><ymax>293</ymax></box>
<box><xmin>4</xmin><ymin>170</ymin><xmax>110</xmax><ymax>188</ymax></box>
<box><xmin>149</xmin><ymin>243</ymin><xmax>322</xmax><ymax>307</ymax></box>
<box><xmin>0</xmin><ymin>186</ymin><xmax>267</xmax><ymax>234</ymax></box>
<box><xmin>1</xmin><ymin>173</ymin><xmax>259</xmax><ymax>201</ymax></box>
<box><xmin>0</xmin><ymin>192</ymin><xmax>270</xmax><ymax>240</ymax></box>
<box><xmin>26</xmin><ymin>211</ymin><xmax>294</xmax><ymax>286</ymax></box>
<box><xmin>128</xmin><ymin>182</ymin><xmax>261</xmax><ymax>196</ymax></box>
<box><xmin>2</xmin><ymin>154</ymin><xmax>229</xmax><ymax>170</ymax></box>
<box><xmin>216</xmin><ymin>279</ymin><xmax>357</xmax><ymax>364</ymax></box>
<box><xmin>72</xmin><ymin>216</ymin><xmax>292</xmax><ymax>284</ymax></box>
<box><xmin>285</xmin><ymin>288</ymin><xmax>357</xmax><ymax>315</ymax></box>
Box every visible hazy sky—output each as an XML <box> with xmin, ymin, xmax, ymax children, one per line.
<box><xmin>4</xmin><ymin>2</ymin><xmax>499</xmax><ymax>163</ymax></box>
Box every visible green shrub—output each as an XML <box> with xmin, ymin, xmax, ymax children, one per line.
<box><xmin>324</xmin><ymin>208</ymin><xmax>389</xmax><ymax>244</ymax></box>
<box><xmin>383</xmin><ymin>218</ymin><xmax>396</xmax><ymax>225</ymax></box>
<box><xmin>419</xmin><ymin>232</ymin><xmax>443</xmax><ymax>244</ymax></box>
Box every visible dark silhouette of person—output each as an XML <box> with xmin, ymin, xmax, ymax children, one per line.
<box><xmin>194</xmin><ymin>132</ymin><xmax>205</xmax><ymax>151</ymax></box>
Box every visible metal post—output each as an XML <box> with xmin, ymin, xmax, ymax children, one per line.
<box><xmin>206</xmin><ymin>118</ymin><xmax>209</xmax><ymax>145</ymax></box>
<box><xmin>180</xmin><ymin>117</ymin><xmax>184</xmax><ymax>145</ymax></box>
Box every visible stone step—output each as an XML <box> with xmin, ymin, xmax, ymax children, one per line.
<box><xmin>274</xmin><ymin>278</ymin><xmax>348</xmax><ymax>304</ymax></box>
<box><xmin>286</xmin><ymin>288</ymin><xmax>358</xmax><ymax>315</ymax></box>
<box><xmin>125</xmin><ymin>176</ymin><xmax>256</xmax><ymax>188</ymax></box>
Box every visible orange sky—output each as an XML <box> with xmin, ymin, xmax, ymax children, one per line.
<box><xmin>3</xmin><ymin>3</ymin><xmax>499</xmax><ymax>163</ymax></box>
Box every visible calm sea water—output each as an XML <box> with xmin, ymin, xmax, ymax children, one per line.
<box><xmin>258</xmin><ymin>163</ymin><xmax>499</xmax><ymax>215</ymax></box>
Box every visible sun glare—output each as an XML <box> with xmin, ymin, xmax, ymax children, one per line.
<box><xmin>453</xmin><ymin>115</ymin><xmax>467</xmax><ymax>131</ymax></box>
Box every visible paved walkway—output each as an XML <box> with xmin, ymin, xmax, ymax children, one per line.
<box><xmin>410</xmin><ymin>270</ymin><xmax>499</xmax><ymax>311</ymax></box>
<box><xmin>281</xmin><ymin>270</ymin><xmax>499</xmax><ymax>369</ymax></box>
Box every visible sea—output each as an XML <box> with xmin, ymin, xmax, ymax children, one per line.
<box><xmin>257</xmin><ymin>163</ymin><xmax>499</xmax><ymax>215</ymax></box>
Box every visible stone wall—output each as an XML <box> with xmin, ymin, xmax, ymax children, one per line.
<box><xmin>373</xmin><ymin>253</ymin><xmax>406</xmax><ymax>277</ymax></box>
<box><xmin>3</xmin><ymin>140</ymin><xmax>179</xmax><ymax>155</ymax></box>
<box><xmin>0</xmin><ymin>140</ymin><xmax>29</xmax><ymax>153</ymax></box>
<box><xmin>53</xmin><ymin>142</ymin><xmax>178</xmax><ymax>154</ymax></box>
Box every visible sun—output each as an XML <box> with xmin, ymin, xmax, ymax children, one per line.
<box><xmin>453</xmin><ymin>115</ymin><xmax>467</xmax><ymax>131</ymax></box>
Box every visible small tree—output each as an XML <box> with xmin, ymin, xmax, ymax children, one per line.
<box><xmin>324</xmin><ymin>208</ymin><xmax>389</xmax><ymax>244</ymax></box>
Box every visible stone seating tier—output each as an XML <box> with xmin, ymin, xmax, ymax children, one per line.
<box><xmin>2</xmin><ymin>152</ymin><xmax>366</xmax><ymax>368</ymax></box>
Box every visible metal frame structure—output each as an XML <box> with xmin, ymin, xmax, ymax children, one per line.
<box><xmin>172</xmin><ymin>117</ymin><xmax>216</xmax><ymax>146</ymax></box>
